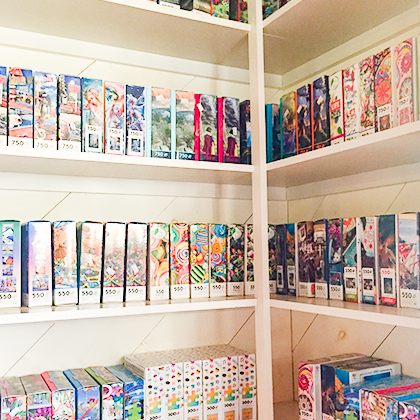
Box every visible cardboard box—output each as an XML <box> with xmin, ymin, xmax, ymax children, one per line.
<box><xmin>343</xmin><ymin>65</ymin><xmax>360</xmax><ymax>141</ymax></box>
<box><xmin>21</xmin><ymin>221</ymin><xmax>52</xmax><ymax>307</ymax></box>
<box><xmin>238</xmin><ymin>354</ymin><xmax>256</xmax><ymax>420</ymax></box>
<box><xmin>125</xmin><ymin>223</ymin><xmax>147</xmax><ymax>302</ymax></box>
<box><xmin>0</xmin><ymin>377</ymin><xmax>26</xmax><ymax>420</ymax></box>
<box><xmin>77</xmin><ymin>222</ymin><xmax>103</xmax><ymax>304</ymax></box>
<box><xmin>280</xmin><ymin>91</ymin><xmax>297</xmax><ymax>158</ymax></box>
<box><xmin>329</xmin><ymin>70</ymin><xmax>345</xmax><ymax>144</ymax></box>
<box><xmin>126</xmin><ymin>85</ymin><xmax>147</xmax><ymax>157</ymax></box>
<box><xmin>21</xmin><ymin>375</ymin><xmax>52</xmax><ymax>420</ymax></box>
<box><xmin>175</xmin><ymin>91</ymin><xmax>195</xmax><ymax>160</ymax></box>
<box><xmin>8</xmin><ymin>68</ymin><xmax>34</xmax><ymax>149</ymax></box>
<box><xmin>359</xmin><ymin>57</ymin><xmax>376</xmax><ymax>136</ymax></box>
<box><xmin>268</xmin><ymin>224</ymin><xmax>277</xmax><ymax>294</ymax></box>
<box><xmin>0</xmin><ymin>67</ymin><xmax>7</xmax><ymax>146</ymax></box>
<box><xmin>82</xmin><ymin>78</ymin><xmax>104</xmax><ymax>153</ymax></box>
<box><xmin>328</xmin><ymin>218</ymin><xmax>344</xmax><ymax>300</ymax></box>
<box><xmin>275</xmin><ymin>224</ymin><xmax>287</xmax><ymax>295</ymax></box>
<box><xmin>150</xmin><ymin>88</ymin><xmax>172</xmax><ymax>159</ymax></box>
<box><xmin>63</xmin><ymin>369</ymin><xmax>100</xmax><ymax>420</ymax></box>
<box><xmin>245</xmin><ymin>224</ymin><xmax>254</xmax><ymax>296</ymax></box>
<box><xmin>190</xmin><ymin>223</ymin><xmax>210</xmax><ymax>298</ymax></box>
<box><xmin>314</xmin><ymin>219</ymin><xmax>328</xmax><ymax>299</ymax></box>
<box><xmin>265</xmin><ymin>103</ymin><xmax>281</xmax><ymax>163</ymax></box>
<box><xmin>195</xmin><ymin>94</ymin><xmax>218</xmax><ymax>162</ymax></box>
<box><xmin>227</xmin><ymin>224</ymin><xmax>245</xmax><ymax>296</ymax></box>
<box><xmin>286</xmin><ymin>223</ymin><xmax>297</xmax><ymax>296</ymax></box>
<box><xmin>58</xmin><ymin>75</ymin><xmax>82</xmax><ymax>152</ymax></box>
<box><xmin>311</xmin><ymin>76</ymin><xmax>330</xmax><ymax>149</ymax></box>
<box><xmin>53</xmin><ymin>221</ymin><xmax>78</xmax><ymax>305</ymax></box>
<box><xmin>170</xmin><ymin>223</ymin><xmax>190</xmax><ymax>299</ymax></box>
<box><xmin>239</xmin><ymin>100</ymin><xmax>251</xmax><ymax>164</ymax></box>
<box><xmin>34</xmin><ymin>72</ymin><xmax>57</xmax><ymax>150</ymax></box>
<box><xmin>297</xmin><ymin>221</ymin><xmax>316</xmax><ymax>297</ymax></box>
<box><xmin>209</xmin><ymin>224</ymin><xmax>227</xmax><ymax>297</ymax></box>
<box><xmin>296</xmin><ymin>85</ymin><xmax>312</xmax><ymax>154</ymax></box>
<box><xmin>342</xmin><ymin>218</ymin><xmax>359</xmax><ymax>302</ymax></box>
<box><xmin>218</xmin><ymin>97</ymin><xmax>240</xmax><ymax>164</ymax></box>
<box><xmin>105</xmin><ymin>82</ymin><xmax>125</xmax><ymax>155</ymax></box>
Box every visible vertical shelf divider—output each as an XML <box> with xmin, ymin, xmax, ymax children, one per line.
<box><xmin>249</xmin><ymin>0</ymin><xmax>275</xmax><ymax>417</ymax></box>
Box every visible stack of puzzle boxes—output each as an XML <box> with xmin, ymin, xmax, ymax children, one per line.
<box><xmin>124</xmin><ymin>344</ymin><xmax>256</xmax><ymax>420</ymax></box>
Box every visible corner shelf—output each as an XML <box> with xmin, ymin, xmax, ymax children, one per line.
<box><xmin>267</xmin><ymin>121</ymin><xmax>420</xmax><ymax>188</ymax></box>
<box><xmin>0</xmin><ymin>147</ymin><xmax>253</xmax><ymax>185</ymax></box>
<box><xmin>263</xmin><ymin>0</ymin><xmax>417</xmax><ymax>75</ymax></box>
<box><xmin>271</xmin><ymin>294</ymin><xmax>420</xmax><ymax>329</ymax></box>
<box><xmin>0</xmin><ymin>296</ymin><xmax>256</xmax><ymax>325</ymax></box>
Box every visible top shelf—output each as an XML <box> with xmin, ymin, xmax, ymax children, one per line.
<box><xmin>0</xmin><ymin>0</ymin><xmax>250</xmax><ymax>70</ymax></box>
<box><xmin>263</xmin><ymin>0</ymin><xmax>418</xmax><ymax>75</ymax></box>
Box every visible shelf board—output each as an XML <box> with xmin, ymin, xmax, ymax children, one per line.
<box><xmin>267</xmin><ymin>121</ymin><xmax>420</xmax><ymax>188</ymax></box>
<box><xmin>0</xmin><ymin>0</ymin><xmax>250</xmax><ymax>70</ymax></box>
<box><xmin>0</xmin><ymin>147</ymin><xmax>253</xmax><ymax>185</ymax></box>
<box><xmin>263</xmin><ymin>0</ymin><xmax>417</xmax><ymax>74</ymax></box>
<box><xmin>0</xmin><ymin>297</ymin><xmax>256</xmax><ymax>325</ymax></box>
<box><xmin>270</xmin><ymin>295</ymin><xmax>420</xmax><ymax>329</ymax></box>
<box><xmin>274</xmin><ymin>401</ymin><xmax>298</xmax><ymax>420</ymax></box>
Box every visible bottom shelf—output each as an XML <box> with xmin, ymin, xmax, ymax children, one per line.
<box><xmin>275</xmin><ymin>401</ymin><xmax>298</xmax><ymax>420</ymax></box>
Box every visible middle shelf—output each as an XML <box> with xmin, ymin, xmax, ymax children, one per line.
<box><xmin>271</xmin><ymin>294</ymin><xmax>420</xmax><ymax>329</ymax></box>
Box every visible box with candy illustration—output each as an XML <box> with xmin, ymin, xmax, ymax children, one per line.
<box><xmin>210</xmin><ymin>224</ymin><xmax>227</xmax><ymax>297</ymax></box>
<box><xmin>190</xmin><ymin>223</ymin><xmax>210</xmax><ymax>298</ymax></box>
<box><xmin>170</xmin><ymin>223</ymin><xmax>190</xmax><ymax>299</ymax></box>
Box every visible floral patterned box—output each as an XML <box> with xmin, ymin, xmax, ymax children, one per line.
<box><xmin>21</xmin><ymin>375</ymin><xmax>52</xmax><ymax>420</ymax></box>
<box><xmin>105</xmin><ymin>82</ymin><xmax>125</xmax><ymax>155</ymax></box>
<box><xmin>0</xmin><ymin>377</ymin><xmax>26</xmax><ymax>420</ymax></box>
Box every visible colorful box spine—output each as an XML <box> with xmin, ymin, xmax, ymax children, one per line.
<box><xmin>148</xmin><ymin>223</ymin><xmax>170</xmax><ymax>300</ymax></box>
<box><xmin>0</xmin><ymin>377</ymin><xmax>26</xmax><ymax>420</ymax></box>
<box><xmin>374</xmin><ymin>48</ymin><xmax>394</xmax><ymax>132</ymax></box>
<box><xmin>21</xmin><ymin>221</ymin><xmax>52</xmax><ymax>307</ymax></box>
<box><xmin>203</xmin><ymin>358</ymin><xmax>223</xmax><ymax>419</ymax></box>
<box><xmin>297</xmin><ymin>221</ymin><xmax>316</xmax><ymax>297</ymax></box>
<box><xmin>170</xmin><ymin>223</ymin><xmax>190</xmax><ymax>299</ymax></box>
<box><xmin>394</xmin><ymin>38</ymin><xmax>416</xmax><ymax>126</ymax></box>
<box><xmin>82</xmin><ymin>78</ymin><xmax>104</xmax><ymax>153</ymax></box>
<box><xmin>311</xmin><ymin>76</ymin><xmax>330</xmax><ymax>149</ymax></box>
<box><xmin>41</xmin><ymin>371</ymin><xmax>76</xmax><ymax>420</ymax></box>
<box><xmin>360</xmin><ymin>390</ymin><xmax>398</xmax><ymax>420</ymax></box>
<box><xmin>281</xmin><ymin>91</ymin><xmax>297</xmax><ymax>158</ymax></box>
<box><xmin>212</xmin><ymin>0</ymin><xmax>229</xmax><ymax>18</ymax></box>
<box><xmin>143</xmin><ymin>365</ymin><xmax>165</xmax><ymax>420</ymax></box>
<box><xmin>190</xmin><ymin>223</ymin><xmax>210</xmax><ymax>298</ymax></box>
<box><xmin>8</xmin><ymin>68</ymin><xmax>34</xmax><ymax>148</ymax></box>
<box><xmin>268</xmin><ymin>224</ymin><xmax>278</xmax><ymax>294</ymax></box>
<box><xmin>273</xmin><ymin>102</ymin><xmax>282</xmax><ymax>161</ymax></box>
<box><xmin>227</xmin><ymin>224</ymin><xmax>245</xmax><ymax>296</ymax></box>
<box><xmin>183</xmin><ymin>360</ymin><xmax>202</xmax><ymax>420</ymax></box>
<box><xmin>245</xmin><ymin>224</ymin><xmax>254</xmax><ymax>296</ymax></box>
<box><xmin>195</xmin><ymin>94</ymin><xmax>218</xmax><ymax>162</ymax></box>
<box><xmin>359</xmin><ymin>56</ymin><xmax>376</xmax><ymax>136</ymax></box>
<box><xmin>262</xmin><ymin>0</ymin><xmax>278</xmax><ymax>19</ymax></box>
<box><xmin>125</xmin><ymin>223</ymin><xmax>147</xmax><ymax>302</ymax></box>
<box><xmin>126</xmin><ymin>85</ymin><xmax>147</xmax><ymax>157</ymax></box>
<box><xmin>265</xmin><ymin>103</ymin><xmax>280</xmax><ymax>163</ymax></box>
<box><xmin>52</xmin><ymin>221</ymin><xmax>78</xmax><ymax>306</ymax></box>
<box><xmin>358</xmin><ymin>217</ymin><xmax>378</xmax><ymax>304</ymax></box>
<box><xmin>106</xmin><ymin>365</ymin><xmax>144</xmax><ymax>420</ymax></box>
<box><xmin>239</xmin><ymin>100</ymin><xmax>251</xmax><ymax>164</ymax></box>
<box><xmin>85</xmin><ymin>368</ymin><xmax>123</xmax><ymax>420</ymax></box>
<box><xmin>238</xmin><ymin>354</ymin><xmax>256</xmax><ymax>420</ymax></box>
<box><xmin>58</xmin><ymin>75</ymin><xmax>82</xmax><ymax>152</ymax></box>
<box><xmin>286</xmin><ymin>223</ymin><xmax>296</xmax><ymax>296</ymax></box>
<box><xmin>343</xmin><ymin>64</ymin><xmax>360</xmax><ymax>141</ymax></box>
<box><xmin>149</xmin><ymin>88</ymin><xmax>172</xmax><ymax>159</ymax></box>
<box><xmin>102</xmin><ymin>222</ymin><xmax>125</xmax><ymax>303</ymax></box>
<box><xmin>0</xmin><ymin>67</ymin><xmax>7</xmax><ymax>146</ymax></box>
<box><xmin>77</xmin><ymin>222</ymin><xmax>103</xmax><ymax>304</ymax></box>
<box><xmin>63</xmin><ymin>369</ymin><xmax>100</xmax><ymax>420</ymax></box>
<box><xmin>342</xmin><ymin>217</ymin><xmax>359</xmax><ymax>302</ymax></box>
<box><xmin>105</xmin><ymin>82</ymin><xmax>125</xmax><ymax>155</ymax></box>
<box><xmin>209</xmin><ymin>224</ymin><xmax>227</xmax><ymax>297</ymax></box>
<box><xmin>329</xmin><ymin>70</ymin><xmax>345</xmax><ymax>144</ymax></box>
<box><xmin>221</xmin><ymin>356</ymin><xmax>239</xmax><ymax>420</ymax></box>
<box><xmin>275</xmin><ymin>224</ymin><xmax>287</xmax><ymax>295</ymax></box>
<box><xmin>34</xmin><ymin>72</ymin><xmax>57</xmax><ymax>150</ymax></box>
<box><xmin>314</xmin><ymin>219</ymin><xmax>328</xmax><ymax>299</ymax></box>
<box><xmin>328</xmin><ymin>218</ymin><xmax>344</xmax><ymax>300</ymax></box>
<box><xmin>296</xmin><ymin>85</ymin><xmax>312</xmax><ymax>154</ymax></box>
<box><xmin>21</xmin><ymin>375</ymin><xmax>52</xmax><ymax>420</ymax></box>
<box><xmin>193</xmin><ymin>0</ymin><xmax>211</xmax><ymax>14</ymax></box>
<box><xmin>164</xmin><ymin>362</ymin><xmax>183</xmax><ymax>420</ymax></box>
<box><xmin>0</xmin><ymin>221</ymin><xmax>21</xmax><ymax>308</ymax></box>
<box><xmin>398</xmin><ymin>212</ymin><xmax>420</xmax><ymax>309</ymax></box>
<box><xmin>175</xmin><ymin>91</ymin><xmax>195</xmax><ymax>160</ymax></box>
<box><xmin>378</xmin><ymin>214</ymin><xmax>398</xmax><ymax>306</ymax></box>
<box><xmin>218</xmin><ymin>97</ymin><xmax>240</xmax><ymax>164</ymax></box>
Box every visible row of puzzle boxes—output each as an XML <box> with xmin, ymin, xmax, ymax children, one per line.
<box><xmin>0</xmin><ymin>366</ymin><xmax>143</xmax><ymax>420</ymax></box>
<box><xmin>124</xmin><ymin>344</ymin><xmax>256</xmax><ymax>420</ymax></box>
<box><xmin>298</xmin><ymin>353</ymin><xmax>420</xmax><ymax>420</ymax></box>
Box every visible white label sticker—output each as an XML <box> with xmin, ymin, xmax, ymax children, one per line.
<box><xmin>299</xmin><ymin>282</ymin><xmax>313</xmax><ymax>297</ymax></box>
<box><xmin>29</xmin><ymin>290</ymin><xmax>52</xmax><ymax>307</ymax></box>
<box><xmin>0</xmin><ymin>291</ymin><xmax>19</xmax><ymax>308</ymax></box>
<box><xmin>197</xmin><ymin>103</ymin><xmax>204</xmax><ymax>112</ymax></box>
<box><xmin>277</xmin><ymin>265</ymin><xmax>284</xmax><ymax>290</ymax></box>
<box><xmin>149</xmin><ymin>286</ymin><xmax>169</xmax><ymax>301</ymax></box>
<box><xmin>381</xmin><ymin>268</ymin><xmax>396</xmax><ymax>302</ymax></box>
<box><xmin>54</xmin><ymin>288</ymin><xmax>78</xmax><ymax>306</ymax></box>
<box><xmin>79</xmin><ymin>288</ymin><xmax>101</xmax><ymax>304</ymax></box>
<box><xmin>128</xmin><ymin>130</ymin><xmax>145</xmax><ymax>156</ymax></box>
<box><xmin>34</xmin><ymin>139</ymin><xmax>57</xmax><ymax>150</ymax></box>
<box><xmin>191</xmin><ymin>283</ymin><xmax>209</xmax><ymax>299</ymax></box>
<box><xmin>315</xmin><ymin>283</ymin><xmax>328</xmax><ymax>299</ymax></box>
<box><xmin>0</xmin><ymin>135</ymin><xmax>7</xmax><ymax>147</ymax></box>
<box><xmin>9</xmin><ymin>137</ymin><xmax>32</xmax><ymax>148</ymax></box>
<box><xmin>232</xmin><ymin>127</ymin><xmax>238</xmax><ymax>135</ymax></box>
<box><xmin>362</xmin><ymin>267</ymin><xmax>375</xmax><ymax>297</ymax></box>
<box><xmin>269</xmin><ymin>281</ymin><xmax>276</xmax><ymax>294</ymax></box>
<box><xmin>329</xmin><ymin>284</ymin><xmax>343</xmax><ymax>300</ymax></box>
<box><xmin>85</xmin><ymin>125</ymin><xmax>102</xmax><ymax>152</ymax></box>
<box><xmin>171</xmin><ymin>284</ymin><xmax>190</xmax><ymax>299</ymax></box>
<box><xmin>125</xmin><ymin>285</ymin><xmax>146</xmax><ymax>302</ymax></box>
<box><xmin>287</xmin><ymin>265</ymin><xmax>296</xmax><ymax>290</ymax></box>
<box><xmin>102</xmin><ymin>286</ymin><xmax>124</xmax><ymax>303</ymax></box>
<box><xmin>227</xmin><ymin>282</ymin><xmax>244</xmax><ymax>296</ymax></box>
<box><xmin>245</xmin><ymin>282</ymin><xmax>255</xmax><ymax>296</ymax></box>
<box><xmin>400</xmin><ymin>289</ymin><xmax>419</xmax><ymax>308</ymax></box>
<box><xmin>58</xmin><ymin>140</ymin><xmax>81</xmax><ymax>152</ymax></box>
<box><xmin>210</xmin><ymin>282</ymin><xmax>226</xmax><ymax>298</ymax></box>
<box><xmin>344</xmin><ymin>267</ymin><xmax>357</xmax><ymax>298</ymax></box>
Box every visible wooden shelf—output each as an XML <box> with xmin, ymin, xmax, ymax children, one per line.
<box><xmin>271</xmin><ymin>295</ymin><xmax>420</xmax><ymax>329</ymax></box>
<box><xmin>267</xmin><ymin>121</ymin><xmax>420</xmax><ymax>187</ymax></box>
<box><xmin>0</xmin><ymin>147</ymin><xmax>253</xmax><ymax>185</ymax></box>
<box><xmin>263</xmin><ymin>0</ymin><xmax>417</xmax><ymax>74</ymax></box>
<box><xmin>0</xmin><ymin>297</ymin><xmax>256</xmax><ymax>325</ymax></box>
<box><xmin>0</xmin><ymin>0</ymin><xmax>250</xmax><ymax>70</ymax></box>
<box><xmin>274</xmin><ymin>401</ymin><xmax>298</xmax><ymax>420</ymax></box>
